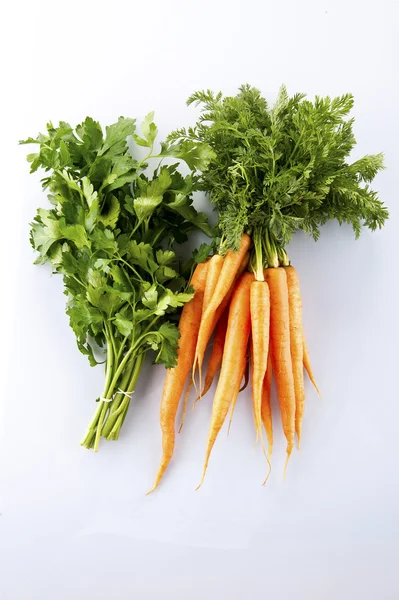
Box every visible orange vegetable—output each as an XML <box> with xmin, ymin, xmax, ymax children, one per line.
<box><xmin>284</xmin><ymin>266</ymin><xmax>306</xmax><ymax>447</ymax></box>
<box><xmin>261</xmin><ymin>352</ymin><xmax>273</xmax><ymax>459</ymax></box>
<box><xmin>264</xmin><ymin>267</ymin><xmax>295</xmax><ymax>470</ymax></box>
<box><xmin>197</xmin><ymin>272</ymin><xmax>254</xmax><ymax>488</ymax></box>
<box><xmin>194</xmin><ymin>309</ymin><xmax>228</xmax><ymax>403</ymax></box>
<box><xmin>147</xmin><ymin>261</ymin><xmax>208</xmax><ymax>493</ymax></box>
<box><xmin>250</xmin><ymin>280</ymin><xmax>270</xmax><ymax>443</ymax></box>
<box><xmin>203</xmin><ymin>254</ymin><xmax>224</xmax><ymax>313</ymax></box>
<box><xmin>194</xmin><ymin>233</ymin><xmax>251</xmax><ymax>384</ymax></box>
<box><xmin>303</xmin><ymin>332</ymin><xmax>321</xmax><ymax>397</ymax></box>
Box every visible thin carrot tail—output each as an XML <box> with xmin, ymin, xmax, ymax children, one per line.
<box><xmin>146</xmin><ymin>430</ymin><xmax>175</xmax><ymax>495</ymax></box>
<box><xmin>196</xmin><ymin>437</ymin><xmax>216</xmax><ymax>490</ymax></box>
<box><xmin>194</xmin><ymin>375</ymin><xmax>214</xmax><ymax>406</ymax></box>
<box><xmin>239</xmin><ymin>357</ymin><xmax>250</xmax><ymax>392</ymax></box>
<box><xmin>303</xmin><ymin>332</ymin><xmax>321</xmax><ymax>397</ymax></box>
<box><xmin>261</xmin><ymin>353</ymin><xmax>273</xmax><ymax>461</ymax></box>
<box><xmin>283</xmin><ymin>441</ymin><xmax>294</xmax><ymax>479</ymax></box>
<box><xmin>296</xmin><ymin>416</ymin><xmax>303</xmax><ymax>450</ymax></box>
<box><xmin>263</xmin><ymin>421</ymin><xmax>273</xmax><ymax>462</ymax></box>
<box><xmin>227</xmin><ymin>390</ymin><xmax>240</xmax><ymax>435</ymax></box>
<box><xmin>262</xmin><ymin>454</ymin><xmax>272</xmax><ymax>486</ymax></box>
<box><xmin>191</xmin><ymin>356</ymin><xmax>199</xmax><ymax>392</ymax></box>
<box><xmin>178</xmin><ymin>380</ymin><xmax>192</xmax><ymax>433</ymax></box>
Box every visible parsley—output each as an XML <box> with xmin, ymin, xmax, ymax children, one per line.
<box><xmin>22</xmin><ymin>114</ymin><xmax>214</xmax><ymax>450</ymax></box>
<box><xmin>169</xmin><ymin>85</ymin><xmax>388</xmax><ymax>270</ymax></box>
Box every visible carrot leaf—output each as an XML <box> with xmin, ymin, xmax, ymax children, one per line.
<box><xmin>170</xmin><ymin>85</ymin><xmax>388</xmax><ymax>259</ymax></box>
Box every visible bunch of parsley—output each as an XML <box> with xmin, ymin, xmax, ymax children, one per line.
<box><xmin>169</xmin><ymin>85</ymin><xmax>388</xmax><ymax>270</ymax></box>
<box><xmin>21</xmin><ymin>114</ymin><xmax>214</xmax><ymax>450</ymax></box>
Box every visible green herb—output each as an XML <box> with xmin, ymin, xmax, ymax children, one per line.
<box><xmin>21</xmin><ymin>114</ymin><xmax>214</xmax><ymax>450</ymax></box>
<box><xmin>169</xmin><ymin>85</ymin><xmax>388</xmax><ymax>268</ymax></box>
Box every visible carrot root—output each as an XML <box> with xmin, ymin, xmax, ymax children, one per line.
<box><xmin>193</xmin><ymin>233</ymin><xmax>251</xmax><ymax>384</ymax></box>
<box><xmin>264</xmin><ymin>267</ymin><xmax>296</xmax><ymax>470</ymax></box>
<box><xmin>303</xmin><ymin>332</ymin><xmax>321</xmax><ymax>397</ymax></box>
<box><xmin>147</xmin><ymin>261</ymin><xmax>209</xmax><ymax>494</ymax></box>
<box><xmin>284</xmin><ymin>266</ymin><xmax>306</xmax><ymax>449</ymax></box>
<box><xmin>250</xmin><ymin>280</ymin><xmax>270</xmax><ymax>446</ymax></box>
<box><xmin>197</xmin><ymin>272</ymin><xmax>254</xmax><ymax>489</ymax></box>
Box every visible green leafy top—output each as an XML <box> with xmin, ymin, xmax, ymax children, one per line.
<box><xmin>22</xmin><ymin>114</ymin><xmax>215</xmax><ymax>368</ymax></box>
<box><xmin>168</xmin><ymin>85</ymin><xmax>388</xmax><ymax>267</ymax></box>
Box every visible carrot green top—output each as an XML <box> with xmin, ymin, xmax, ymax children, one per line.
<box><xmin>168</xmin><ymin>85</ymin><xmax>388</xmax><ymax>269</ymax></box>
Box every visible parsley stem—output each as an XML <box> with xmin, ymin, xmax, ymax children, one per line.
<box><xmin>93</xmin><ymin>402</ymin><xmax>109</xmax><ymax>451</ymax></box>
<box><xmin>136</xmin><ymin>146</ymin><xmax>154</xmax><ymax>171</ymax></box>
<box><xmin>102</xmin><ymin>353</ymin><xmax>145</xmax><ymax>440</ymax></box>
<box><xmin>100</xmin><ymin>357</ymin><xmax>137</xmax><ymax>438</ymax></box>
<box><xmin>103</xmin><ymin>339</ymin><xmax>114</xmax><ymax>397</ymax></box>
<box><xmin>104</xmin><ymin>322</ymin><xmax>117</xmax><ymax>364</ymax></box>
<box><xmin>115</xmin><ymin>256</ymin><xmax>143</xmax><ymax>281</ymax></box>
<box><xmin>104</xmin><ymin>342</ymin><xmax>139</xmax><ymax>400</ymax></box>
<box><xmin>152</xmin><ymin>227</ymin><xmax>166</xmax><ymax>246</ymax></box>
<box><xmin>115</xmin><ymin>333</ymin><xmax>130</xmax><ymax>364</ymax></box>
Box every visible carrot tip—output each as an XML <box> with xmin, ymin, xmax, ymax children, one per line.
<box><xmin>195</xmin><ymin>475</ymin><xmax>205</xmax><ymax>491</ymax></box>
<box><xmin>283</xmin><ymin>448</ymin><xmax>293</xmax><ymax>480</ymax></box>
<box><xmin>262</xmin><ymin>456</ymin><xmax>272</xmax><ymax>486</ymax></box>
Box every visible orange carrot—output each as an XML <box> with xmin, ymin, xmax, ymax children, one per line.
<box><xmin>194</xmin><ymin>309</ymin><xmax>228</xmax><ymax>403</ymax></box>
<box><xmin>203</xmin><ymin>254</ymin><xmax>224</xmax><ymax>313</ymax></box>
<box><xmin>303</xmin><ymin>332</ymin><xmax>321</xmax><ymax>396</ymax></box>
<box><xmin>264</xmin><ymin>267</ymin><xmax>295</xmax><ymax>470</ymax></box>
<box><xmin>239</xmin><ymin>352</ymin><xmax>250</xmax><ymax>392</ymax></box>
<box><xmin>178</xmin><ymin>380</ymin><xmax>193</xmax><ymax>433</ymax></box>
<box><xmin>250</xmin><ymin>280</ymin><xmax>270</xmax><ymax>443</ymax></box>
<box><xmin>261</xmin><ymin>352</ymin><xmax>273</xmax><ymax>459</ymax></box>
<box><xmin>284</xmin><ymin>266</ymin><xmax>306</xmax><ymax>448</ymax></box>
<box><xmin>197</xmin><ymin>272</ymin><xmax>254</xmax><ymax>488</ymax></box>
<box><xmin>227</xmin><ymin>358</ymin><xmax>249</xmax><ymax>434</ymax></box>
<box><xmin>205</xmin><ymin>251</ymin><xmax>250</xmax><ymax>342</ymax></box>
<box><xmin>194</xmin><ymin>233</ymin><xmax>251</xmax><ymax>382</ymax></box>
<box><xmin>147</xmin><ymin>261</ymin><xmax>208</xmax><ymax>493</ymax></box>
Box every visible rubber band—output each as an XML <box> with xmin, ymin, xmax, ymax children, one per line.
<box><xmin>100</xmin><ymin>388</ymin><xmax>134</xmax><ymax>403</ymax></box>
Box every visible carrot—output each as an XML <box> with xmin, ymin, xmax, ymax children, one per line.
<box><xmin>147</xmin><ymin>261</ymin><xmax>209</xmax><ymax>493</ymax></box>
<box><xmin>264</xmin><ymin>267</ymin><xmax>295</xmax><ymax>470</ymax></box>
<box><xmin>194</xmin><ymin>309</ymin><xmax>228</xmax><ymax>404</ymax></box>
<box><xmin>261</xmin><ymin>352</ymin><xmax>273</xmax><ymax>459</ymax></box>
<box><xmin>197</xmin><ymin>272</ymin><xmax>254</xmax><ymax>488</ymax></box>
<box><xmin>303</xmin><ymin>332</ymin><xmax>321</xmax><ymax>396</ymax></box>
<box><xmin>227</xmin><ymin>390</ymin><xmax>240</xmax><ymax>434</ymax></box>
<box><xmin>228</xmin><ymin>354</ymin><xmax>250</xmax><ymax>434</ymax></box>
<box><xmin>204</xmin><ymin>251</ymin><xmax>250</xmax><ymax>344</ymax></box>
<box><xmin>203</xmin><ymin>254</ymin><xmax>224</xmax><ymax>313</ymax></box>
<box><xmin>193</xmin><ymin>233</ymin><xmax>251</xmax><ymax>383</ymax></box>
<box><xmin>239</xmin><ymin>353</ymin><xmax>250</xmax><ymax>392</ymax></box>
<box><xmin>194</xmin><ymin>253</ymin><xmax>250</xmax><ymax>399</ymax></box>
<box><xmin>250</xmin><ymin>280</ymin><xmax>270</xmax><ymax>443</ymax></box>
<box><xmin>178</xmin><ymin>380</ymin><xmax>193</xmax><ymax>433</ymax></box>
<box><xmin>284</xmin><ymin>266</ymin><xmax>306</xmax><ymax>448</ymax></box>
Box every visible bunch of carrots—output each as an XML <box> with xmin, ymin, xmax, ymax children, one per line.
<box><xmin>148</xmin><ymin>84</ymin><xmax>387</xmax><ymax>492</ymax></box>
<box><xmin>148</xmin><ymin>233</ymin><xmax>319</xmax><ymax>492</ymax></box>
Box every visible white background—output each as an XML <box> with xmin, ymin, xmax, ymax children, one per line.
<box><xmin>1</xmin><ymin>1</ymin><xmax>398</xmax><ymax>598</ymax></box>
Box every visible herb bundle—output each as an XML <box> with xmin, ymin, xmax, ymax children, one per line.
<box><xmin>21</xmin><ymin>114</ymin><xmax>214</xmax><ymax>450</ymax></box>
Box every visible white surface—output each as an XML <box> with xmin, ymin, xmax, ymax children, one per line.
<box><xmin>1</xmin><ymin>1</ymin><xmax>399</xmax><ymax>598</ymax></box>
